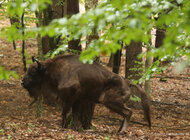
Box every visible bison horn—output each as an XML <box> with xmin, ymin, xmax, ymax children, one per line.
<box><xmin>32</xmin><ymin>56</ymin><xmax>41</xmax><ymax>69</ymax></box>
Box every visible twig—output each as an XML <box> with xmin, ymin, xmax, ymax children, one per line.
<box><xmin>12</xmin><ymin>40</ymin><xmax>16</xmax><ymax>50</ymax></box>
<box><xmin>153</xmin><ymin>75</ymin><xmax>190</xmax><ymax>80</ymax></box>
<box><xmin>130</xmin><ymin>120</ymin><xmax>148</xmax><ymax>127</ymax></box>
<box><xmin>151</xmin><ymin>100</ymin><xmax>190</xmax><ymax>108</ymax></box>
<box><xmin>10</xmin><ymin>114</ymin><xmax>22</xmax><ymax>120</ymax></box>
<box><xmin>131</xmin><ymin>120</ymin><xmax>190</xmax><ymax>130</ymax></box>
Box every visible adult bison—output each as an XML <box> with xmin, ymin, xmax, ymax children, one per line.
<box><xmin>22</xmin><ymin>55</ymin><xmax>151</xmax><ymax>133</ymax></box>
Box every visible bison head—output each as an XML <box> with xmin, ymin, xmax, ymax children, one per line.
<box><xmin>22</xmin><ymin>57</ymin><xmax>46</xmax><ymax>99</ymax></box>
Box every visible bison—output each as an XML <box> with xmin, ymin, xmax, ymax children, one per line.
<box><xmin>22</xmin><ymin>55</ymin><xmax>151</xmax><ymax>133</ymax></box>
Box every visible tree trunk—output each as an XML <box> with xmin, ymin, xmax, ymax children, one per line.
<box><xmin>85</xmin><ymin>0</ymin><xmax>98</xmax><ymax>10</ymax></box>
<box><xmin>112</xmin><ymin>50</ymin><xmax>122</xmax><ymax>74</ymax></box>
<box><xmin>107</xmin><ymin>54</ymin><xmax>113</xmax><ymax>67</ymax></box>
<box><xmin>21</xmin><ymin>12</ymin><xmax>27</xmax><ymax>72</ymax></box>
<box><xmin>85</xmin><ymin>0</ymin><xmax>99</xmax><ymax>61</ymax></box>
<box><xmin>125</xmin><ymin>41</ymin><xmax>142</xmax><ymax>109</ymax></box>
<box><xmin>125</xmin><ymin>41</ymin><xmax>142</xmax><ymax>80</ymax></box>
<box><xmin>154</xmin><ymin>29</ymin><xmax>165</xmax><ymax>62</ymax></box>
<box><xmin>40</xmin><ymin>1</ymin><xmax>64</xmax><ymax>55</ymax></box>
<box><xmin>65</xmin><ymin>0</ymin><xmax>81</xmax><ymax>52</ymax></box>
<box><xmin>41</xmin><ymin>5</ymin><xmax>57</xmax><ymax>54</ymax></box>
<box><xmin>9</xmin><ymin>16</ymin><xmax>20</xmax><ymax>50</ymax></box>
<box><xmin>52</xmin><ymin>0</ymin><xmax>64</xmax><ymax>18</ymax></box>
<box><xmin>145</xmin><ymin>45</ymin><xmax>152</xmax><ymax>97</ymax></box>
<box><xmin>35</xmin><ymin>11</ymin><xmax>43</xmax><ymax>59</ymax></box>
<box><xmin>155</xmin><ymin>29</ymin><xmax>165</xmax><ymax>49</ymax></box>
<box><xmin>9</xmin><ymin>0</ymin><xmax>20</xmax><ymax>50</ymax></box>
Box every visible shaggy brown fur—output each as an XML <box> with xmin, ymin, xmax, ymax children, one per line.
<box><xmin>22</xmin><ymin>55</ymin><xmax>151</xmax><ymax>132</ymax></box>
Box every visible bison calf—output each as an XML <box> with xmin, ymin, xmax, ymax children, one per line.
<box><xmin>22</xmin><ymin>55</ymin><xmax>151</xmax><ymax>133</ymax></box>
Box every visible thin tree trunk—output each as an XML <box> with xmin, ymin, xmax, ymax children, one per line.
<box><xmin>145</xmin><ymin>45</ymin><xmax>152</xmax><ymax>96</ymax></box>
<box><xmin>12</xmin><ymin>41</ymin><xmax>16</xmax><ymax>50</ymax></box>
<box><xmin>9</xmin><ymin>0</ymin><xmax>20</xmax><ymax>50</ymax></box>
<box><xmin>107</xmin><ymin>54</ymin><xmax>113</xmax><ymax>67</ymax></box>
<box><xmin>10</xmin><ymin>16</ymin><xmax>20</xmax><ymax>50</ymax></box>
<box><xmin>21</xmin><ymin>12</ymin><xmax>27</xmax><ymax>72</ymax></box>
<box><xmin>112</xmin><ymin>50</ymin><xmax>122</xmax><ymax>74</ymax></box>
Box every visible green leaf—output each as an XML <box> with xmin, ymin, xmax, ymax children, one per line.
<box><xmin>130</xmin><ymin>95</ymin><xmax>141</xmax><ymax>103</ymax></box>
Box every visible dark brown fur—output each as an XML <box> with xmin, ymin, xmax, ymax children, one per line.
<box><xmin>22</xmin><ymin>55</ymin><xmax>151</xmax><ymax>132</ymax></box>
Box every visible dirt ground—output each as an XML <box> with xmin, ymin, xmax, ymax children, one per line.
<box><xmin>0</xmin><ymin>15</ymin><xmax>190</xmax><ymax>140</ymax></box>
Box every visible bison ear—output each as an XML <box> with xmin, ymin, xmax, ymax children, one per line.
<box><xmin>32</xmin><ymin>56</ymin><xmax>41</xmax><ymax>70</ymax></box>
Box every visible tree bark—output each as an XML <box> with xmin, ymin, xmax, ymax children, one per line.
<box><xmin>107</xmin><ymin>54</ymin><xmax>113</xmax><ymax>67</ymax></box>
<box><xmin>125</xmin><ymin>41</ymin><xmax>142</xmax><ymax>80</ymax></box>
<box><xmin>125</xmin><ymin>41</ymin><xmax>142</xmax><ymax>109</ymax></box>
<box><xmin>65</xmin><ymin>0</ymin><xmax>82</xmax><ymax>52</ymax></box>
<box><xmin>112</xmin><ymin>50</ymin><xmax>122</xmax><ymax>74</ymax></box>
<box><xmin>154</xmin><ymin>29</ymin><xmax>166</xmax><ymax>62</ymax></box>
<box><xmin>40</xmin><ymin>1</ymin><xmax>64</xmax><ymax>55</ymax></box>
<box><xmin>21</xmin><ymin>12</ymin><xmax>27</xmax><ymax>72</ymax></box>
<box><xmin>9</xmin><ymin>0</ymin><xmax>19</xmax><ymax>50</ymax></box>
<box><xmin>85</xmin><ymin>0</ymin><xmax>99</xmax><ymax>61</ymax></box>
<box><xmin>155</xmin><ymin>29</ymin><xmax>165</xmax><ymax>49</ymax></box>
<box><xmin>41</xmin><ymin>5</ymin><xmax>57</xmax><ymax>54</ymax></box>
<box><xmin>145</xmin><ymin>45</ymin><xmax>152</xmax><ymax>96</ymax></box>
<box><xmin>85</xmin><ymin>0</ymin><xmax>98</xmax><ymax>10</ymax></box>
<box><xmin>35</xmin><ymin>11</ymin><xmax>43</xmax><ymax>59</ymax></box>
<box><xmin>10</xmin><ymin>16</ymin><xmax>20</xmax><ymax>50</ymax></box>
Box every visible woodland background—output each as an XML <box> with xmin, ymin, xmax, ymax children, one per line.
<box><xmin>0</xmin><ymin>0</ymin><xmax>190</xmax><ymax>139</ymax></box>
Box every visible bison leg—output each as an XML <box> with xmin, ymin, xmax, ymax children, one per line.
<box><xmin>61</xmin><ymin>106</ymin><xmax>67</xmax><ymax>128</ymax></box>
<box><xmin>62</xmin><ymin>100</ymin><xmax>95</xmax><ymax>130</ymax></box>
<box><xmin>58</xmin><ymin>81</ymin><xmax>80</xmax><ymax>128</ymax></box>
<box><xmin>80</xmin><ymin>101</ymin><xmax>95</xmax><ymax>129</ymax></box>
<box><xmin>61</xmin><ymin>94</ymin><xmax>80</xmax><ymax>128</ymax></box>
<box><xmin>72</xmin><ymin>100</ymin><xmax>95</xmax><ymax>130</ymax></box>
<box><xmin>61</xmin><ymin>101</ymin><xmax>75</xmax><ymax>128</ymax></box>
<box><xmin>104</xmin><ymin>102</ymin><xmax>132</xmax><ymax>133</ymax></box>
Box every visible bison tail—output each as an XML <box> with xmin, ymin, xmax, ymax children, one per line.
<box><xmin>140</xmin><ymin>89</ymin><xmax>151</xmax><ymax>128</ymax></box>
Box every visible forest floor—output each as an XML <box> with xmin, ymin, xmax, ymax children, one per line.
<box><xmin>0</xmin><ymin>15</ymin><xmax>190</xmax><ymax>140</ymax></box>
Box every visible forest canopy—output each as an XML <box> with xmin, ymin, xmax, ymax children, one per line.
<box><xmin>1</xmin><ymin>0</ymin><xmax>190</xmax><ymax>80</ymax></box>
